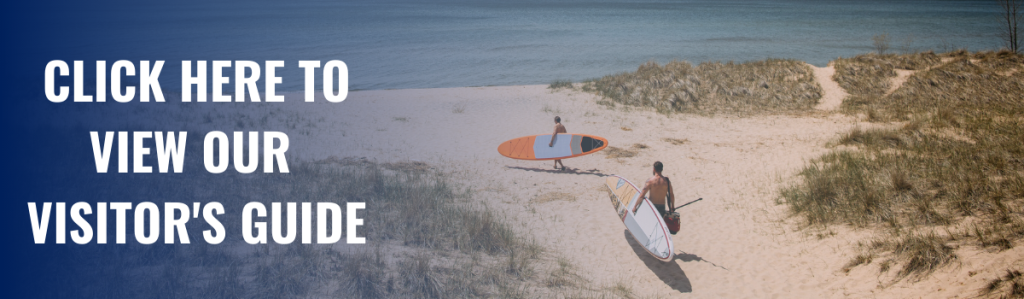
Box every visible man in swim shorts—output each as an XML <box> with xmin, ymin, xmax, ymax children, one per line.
<box><xmin>639</xmin><ymin>161</ymin><xmax>675</xmax><ymax>216</ymax></box>
<box><xmin>548</xmin><ymin>116</ymin><xmax>567</xmax><ymax>170</ymax></box>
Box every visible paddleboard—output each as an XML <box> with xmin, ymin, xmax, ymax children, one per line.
<box><xmin>605</xmin><ymin>174</ymin><xmax>674</xmax><ymax>262</ymax></box>
<box><xmin>497</xmin><ymin>134</ymin><xmax>608</xmax><ymax>160</ymax></box>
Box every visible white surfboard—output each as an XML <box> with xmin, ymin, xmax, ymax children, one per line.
<box><xmin>605</xmin><ymin>174</ymin><xmax>674</xmax><ymax>262</ymax></box>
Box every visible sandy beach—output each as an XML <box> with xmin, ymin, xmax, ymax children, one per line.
<box><xmin>219</xmin><ymin>75</ymin><xmax>1011</xmax><ymax>297</ymax></box>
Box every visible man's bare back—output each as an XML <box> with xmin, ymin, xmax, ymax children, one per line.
<box><xmin>554</xmin><ymin>123</ymin><xmax>566</xmax><ymax>133</ymax></box>
<box><xmin>643</xmin><ymin>175</ymin><xmax>670</xmax><ymax>205</ymax></box>
<box><xmin>639</xmin><ymin>161</ymin><xmax>674</xmax><ymax>215</ymax></box>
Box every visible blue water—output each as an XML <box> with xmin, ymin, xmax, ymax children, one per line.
<box><xmin>23</xmin><ymin>0</ymin><xmax>1006</xmax><ymax>91</ymax></box>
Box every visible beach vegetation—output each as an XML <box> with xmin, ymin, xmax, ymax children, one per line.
<box><xmin>545</xmin><ymin>257</ymin><xmax>587</xmax><ymax>288</ymax></box>
<box><xmin>548</xmin><ymin>79</ymin><xmax>575</xmax><ymax>90</ymax></box>
<box><xmin>999</xmin><ymin>0</ymin><xmax>1022</xmax><ymax>53</ymax></box>
<box><xmin>541</xmin><ymin>104</ymin><xmax>561</xmax><ymax>114</ymax></box>
<box><xmin>783</xmin><ymin>50</ymin><xmax>1024</xmax><ymax>278</ymax></box>
<box><xmin>983</xmin><ymin>269</ymin><xmax>1024</xmax><ymax>298</ymax></box>
<box><xmin>842</xmin><ymin>253</ymin><xmax>873</xmax><ymax>273</ymax></box>
<box><xmin>899</xmin><ymin>34</ymin><xmax>916</xmax><ymax>54</ymax></box>
<box><xmin>44</xmin><ymin>151</ymin><xmax>632</xmax><ymax>298</ymax></box>
<box><xmin>451</xmin><ymin>103</ymin><xmax>466</xmax><ymax>114</ymax></box>
<box><xmin>582</xmin><ymin>59</ymin><xmax>822</xmax><ymax>115</ymax></box>
<box><xmin>608</xmin><ymin>282</ymin><xmax>636</xmax><ymax>298</ymax></box>
<box><xmin>832</xmin><ymin>51</ymin><xmax>942</xmax><ymax>103</ymax></box>
<box><xmin>873</xmin><ymin>33</ymin><xmax>891</xmax><ymax>55</ymax></box>
<box><xmin>604</xmin><ymin>146</ymin><xmax>639</xmax><ymax>159</ymax></box>
<box><xmin>889</xmin><ymin>233</ymin><xmax>957</xmax><ymax>277</ymax></box>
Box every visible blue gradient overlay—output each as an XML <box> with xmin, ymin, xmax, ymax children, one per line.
<box><xmin>0</xmin><ymin>0</ymin><xmax>1009</xmax><ymax>297</ymax></box>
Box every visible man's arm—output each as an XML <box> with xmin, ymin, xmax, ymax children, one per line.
<box><xmin>549</xmin><ymin>126</ymin><xmax>558</xmax><ymax>147</ymax></box>
<box><xmin>638</xmin><ymin>178</ymin><xmax>651</xmax><ymax>200</ymax></box>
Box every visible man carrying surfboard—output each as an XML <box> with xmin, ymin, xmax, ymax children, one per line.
<box><xmin>548</xmin><ymin>116</ymin><xmax>567</xmax><ymax>171</ymax></box>
<box><xmin>639</xmin><ymin>161</ymin><xmax>674</xmax><ymax>216</ymax></box>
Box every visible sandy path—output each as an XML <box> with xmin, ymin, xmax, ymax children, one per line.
<box><xmin>809</xmin><ymin>63</ymin><xmax>848</xmax><ymax>111</ymax></box>
<box><xmin>886</xmin><ymin>69</ymin><xmax>916</xmax><ymax>96</ymax></box>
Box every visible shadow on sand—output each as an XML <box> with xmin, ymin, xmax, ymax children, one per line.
<box><xmin>676</xmin><ymin>251</ymin><xmax>729</xmax><ymax>270</ymax></box>
<box><xmin>504</xmin><ymin>166</ymin><xmax>608</xmax><ymax>177</ymax></box>
<box><xmin>623</xmin><ymin>230</ymin><xmax>693</xmax><ymax>293</ymax></box>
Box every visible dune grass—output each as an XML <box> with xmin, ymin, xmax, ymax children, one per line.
<box><xmin>45</xmin><ymin>154</ymin><xmax>641</xmax><ymax>298</ymax></box>
<box><xmin>604</xmin><ymin>146</ymin><xmax>638</xmax><ymax>159</ymax></box>
<box><xmin>582</xmin><ymin>59</ymin><xmax>822</xmax><ymax>115</ymax></box>
<box><xmin>549</xmin><ymin>79</ymin><xmax>575</xmax><ymax>90</ymax></box>
<box><xmin>783</xmin><ymin>50</ymin><xmax>1024</xmax><ymax>278</ymax></box>
<box><xmin>662</xmin><ymin>138</ymin><xmax>689</xmax><ymax>145</ymax></box>
<box><xmin>984</xmin><ymin>269</ymin><xmax>1024</xmax><ymax>298</ymax></box>
<box><xmin>837</xmin><ymin>50</ymin><xmax>1022</xmax><ymax>120</ymax></box>
<box><xmin>832</xmin><ymin>55</ymin><xmax>897</xmax><ymax>97</ymax></box>
<box><xmin>832</xmin><ymin>52</ymin><xmax>944</xmax><ymax>120</ymax></box>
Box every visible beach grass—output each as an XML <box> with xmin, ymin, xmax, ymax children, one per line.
<box><xmin>549</xmin><ymin>79</ymin><xmax>575</xmax><ymax>90</ymax></box>
<box><xmin>983</xmin><ymin>269</ymin><xmax>1024</xmax><ymax>298</ymax></box>
<box><xmin>831</xmin><ymin>52</ymin><xmax>944</xmax><ymax>118</ymax></box>
<box><xmin>49</xmin><ymin>154</ymin><xmax>640</xmax><ymax>298</ymax></box>
<box><xmin>581</xmin><ymin>59</ymin><xmax>822</xmax><ymax>115</ymax></box>
<box><xmin>604</xmin><ymin>146</ymin><xmax>638</xmax><ymax>159</ymax></box>
<box><xmin>783</xmin><ymin>50</ymin><xmax>1024</xmax><ymax>278</ymax></box>
<box><xmin>662</xmin><ymin>138</ymin><xmax>689</xmax><ymax>145</ymax></box>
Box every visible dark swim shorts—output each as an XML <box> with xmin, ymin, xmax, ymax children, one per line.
<box><xmin>653</xmin><ymin>203</ymin><xmax>666</xmax><ymax>216</ymax></box>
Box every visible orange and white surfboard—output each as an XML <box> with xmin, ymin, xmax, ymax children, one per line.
<box><xmin>497</xmin><ymin>134</ymin><xmax>608</xmax><ymax>160</ymax></box>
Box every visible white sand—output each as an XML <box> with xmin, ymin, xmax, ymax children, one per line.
<box><xmin>810</xmin><ymin>63</ymin><xmax>848</xmax><ymax>111</ymax></box>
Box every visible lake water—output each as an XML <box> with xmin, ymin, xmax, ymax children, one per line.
<box><xmin>27</xmin><ymin>0</ymin><xmax>1007</xmax><ymax>91</ymax></box>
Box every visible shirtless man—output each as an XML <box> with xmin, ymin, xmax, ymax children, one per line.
<box><xmin>548</xmin><ymin>116</ymin><xmax>567</xmax><ymax>170</ymax></box>
<box><xmin>639</xmin><ymin>161</ymin><xmax>675</xmax><ymax>216</ymax></box>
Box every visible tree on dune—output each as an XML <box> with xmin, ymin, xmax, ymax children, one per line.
<box><xmin>998</xmin><ymin>0</ymin><xmax>1022</xmax><ymax>53</ymax></box>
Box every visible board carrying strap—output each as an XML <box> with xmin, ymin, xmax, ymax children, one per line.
<box><xmin>664</xmin><ymin>176</ymin><xmax>673</xmax><ymax>216</ymax></box>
